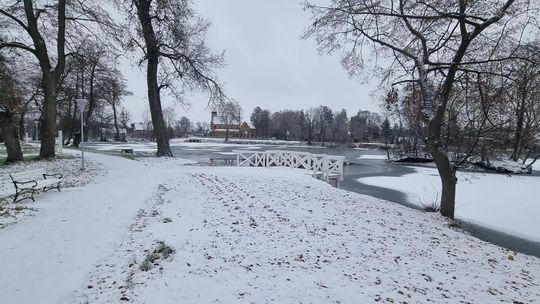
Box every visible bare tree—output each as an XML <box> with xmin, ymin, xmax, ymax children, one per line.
<box><xmin>332</xmin><ymin>109</ymin><xmax>348</xmax><ymax>142</ymax></box>
<box><xmin>122</xmin><ymin>0</ymin><xmax>226</xmax><ymax>156</ymax></box>
<box><xmin>303</xmin><ymin>108</ymin><xmax>317</xmax><ymax>144</ymax></box>
<box><xmin>315</xmin><ymin>106</ymin><xmax>333</xmax><ymax>143</ymax></box>
<box><xmin>100</xmin><ymin>68</ymin><xmax>131</xmax><ymax>142</ymax></box>
<box><xmin>215</xmin><ymin>100</ymin><xmax>242</xmax><ymax>141</ymax></box>
<box><xmin>304</xmin><ymin>0</ymin><xmax>540</xmax><ymax>219</ymax></box>
<box><xmin>507</xmin><ymin>51</ymin><xmax>540</xmax><ymax>162</ymax></box>
<box><xmin>177</xmin><ymin>116</ymin><xmax>191</xmax><ymax>138</ymax></box>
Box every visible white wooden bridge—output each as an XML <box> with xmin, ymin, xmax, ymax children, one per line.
<box><xmin>234</xmin><ymin>150</ymin><xmax>345</xmax><ymax>187</ymax></box>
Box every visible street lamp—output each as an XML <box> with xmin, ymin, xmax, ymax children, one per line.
<box><xmin>76</xmin><ymin>99</ymin><xmax>87</xmax><ymax>170</ymax></box>
<box><xmin>286</xmin><ymin>130</ymin><xmax>290</xmax><ymax>141</ymax></box>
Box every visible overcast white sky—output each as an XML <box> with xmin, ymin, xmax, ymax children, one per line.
<box><xmin>122</xmin><ymin>0</ymin><xmax>381</xmax><ymax>124</ymax></box>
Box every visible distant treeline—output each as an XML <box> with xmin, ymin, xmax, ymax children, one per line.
<box><xmin>249</xmin><ymin>106</ymin><xmax>383</xmax><ymax>144</ymax></box>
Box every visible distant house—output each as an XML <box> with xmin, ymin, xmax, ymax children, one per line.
<box><xmin>210</xmin><ymin>111</ymin><xmax>256</xmax><ymax>138</ymax></box>
<box><xmin>239</xmin><ymin>121</ymin><xmax>256</xmax><ymax>138</ymax></box>
<box><xmin>130</xmin><ymin>122</ymin><xmax>153</xmax><ymax>139</ymax></box>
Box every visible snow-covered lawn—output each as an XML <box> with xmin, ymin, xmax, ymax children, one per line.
<box><xmin>1</xmin><ymin>154</ymin><xmax>539</xmax><ymax>303</ymax></box>
<box><xmin>0</xmin><ymin>157</ymin><xmax>106</xmax><ymax>228</ymax></box>
<box><xmin>359</xmin><ymin>166</ymin><xmax>540</xmax><ymax>243</ymax></box>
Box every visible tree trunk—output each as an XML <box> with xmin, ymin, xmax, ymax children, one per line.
<box><xmin>136</xmin><ymin>0</ymin><xmax>172</xmax><ymax>157</ymax></box>
<box><xmin>112</xmin><ymin>100</ymin><xmax>120</xmax><ymax>141</ymax></box>
<box><xmin>430</xmin><ymin>148</ymin><xmax>457</xmax><ymax>218</ymax></box>
<box><xmin>84</xmin><ymin>63</ymin><xmax>97</xmax><ymax>141</ymax></box>
<box><xmin>308</xmin><ymin>124</ymin><xmax>313</xmax><ymax>145</ymax></box>
<box><xmin>22</xmin><ymin>0</ymin><xmax>66</xmax><ymax>158</ymax></box>
<box><xmin>18</xmin><ymin>111</ymin><xmax>27</xmax><ymax>142</ymax></box>
<box><xmin>0</xmin><ymin>112</ymin><xmax>24</xmax><ymax>162</ymax></box>
<box><xmin>511</xmin><ymin>97</ymin><xmax>526</xmax><ymax>161</ymax></box>
<box><xmin>39</xmin><ymin>78</ymin><xmax>58</xmax><ymax>158</ymax></box>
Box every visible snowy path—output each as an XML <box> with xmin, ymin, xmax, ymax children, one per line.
<box><xmin>0</xmin><ymin>153</ymin><xmax>165</xmax><ymax>304</ymax></box>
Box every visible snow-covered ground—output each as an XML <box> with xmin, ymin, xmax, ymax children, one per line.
<box><xmin>359</xmin><ymin>166</ymin><xmax>540</xmax><ymax>243</ymax></box>
<box><xmin>0</xmin><ymin>153</ymin><xmax>539</xmax><ymax>303</ymax></box>
<box><xmin>0</xmin><ymin>157</ymin><xmax>106</xmax><ymax>228</ymax></box>
<box><xmin>357</xmin><ymin>154</ymin><xmax>388</xmax><ymax>160</ymax></box>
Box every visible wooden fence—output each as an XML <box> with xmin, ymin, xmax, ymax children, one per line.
<box><xmin>235</xmin><ymin>150</ymin><xmax>345</xmax><ymax>186</ymax></box>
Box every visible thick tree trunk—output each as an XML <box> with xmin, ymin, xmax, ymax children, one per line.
<box><xmin>112</xmin><ymin>101</ymin><xmax>120</xmax><ymax>141</ymax></box>
<box><xmin>147</xmin><ymin>61</ymin><xmax>172</xmax><ymax>156</ymax></box>
<box><xmin>430</xmin><ymin>148</ymin><xmax>457</xmax><ymax>218</ymax></box>
<box><xmin>136</xmin><ymin>0</ymin><xmax>172</xmax><ymax>157</ymax></box>
<box><xmin>418</xmin><ymin>59</ymin><xmax>459</xmax><ymax>219</ymax></box>
<box><xmin>0</xmin><ymin>112</ymin><xmax>24</xmax><ymax>162</ymax></box>
<box><xmin>22</xmin><ymin>0</ymin><xmax>66</xmax><ymax>158</ymax></box>
<box><xmin>39</xmin><ymin>78</ymin><xmax>58</xmax><ymax>158</ymax></box>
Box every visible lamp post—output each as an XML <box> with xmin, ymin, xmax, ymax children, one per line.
<box><xmin>76</xmin><ymin>99</ymin><xmax>87</xmax><ymax>170</ymax></box>
<box><xmin>286</xmin><ymin>130</ymin><xmax>290</xmax><ymax>141</ymax></box>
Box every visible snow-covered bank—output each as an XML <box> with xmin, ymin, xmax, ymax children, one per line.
<box><xmin>359</xmin><ymin>166</ymin><xmax>540</xmax><ymax>243</ymax></box>
<box><xmin>357</xmin><ymin>154</ymin><xmax>388</xmax><ymax>160</ymax></box>
<box><xmin>1</xmin><ymin>155</ymin><xmax>539</xmax><ymax>303</ymax></box>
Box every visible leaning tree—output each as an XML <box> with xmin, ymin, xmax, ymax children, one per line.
<box><xmin>304</xmin><ymin>0</ymin><xmax>540</xmax><ymax>219</ymax></box>
<box><xmin>123</xmin><ymin>0</ymin><xmax>226</xmax><ymax>156</ymax></box>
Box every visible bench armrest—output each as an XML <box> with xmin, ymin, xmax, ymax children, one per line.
<box><xmin>13</xmin><ymin>180</ymin><xmax>38</xmax><ymax>188</ymax></box>
<box><xmin>43</xmin><ymin>173</ymin><xmax>63</xmax><ymax>180</ymax></box>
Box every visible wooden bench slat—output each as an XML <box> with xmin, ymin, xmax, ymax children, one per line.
<box><xmin>10</xmin><ymin>168</ymin><xmax>45</xmax><ymax>181</ymax></box>
<box><xmin>35</xmin><ymin>178</ymin><xmax>62</xmax><ymax>188</ymax></box>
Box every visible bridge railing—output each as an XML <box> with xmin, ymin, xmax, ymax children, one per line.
<box><xmin>234</xmin><ymin>150</ymin><xmax>344</xmax><ymax>186</ymax></box>
<box><xmin>236</xmin><ymin>150</ymin><xmax>266</xmax><ymax>167</ymax></box>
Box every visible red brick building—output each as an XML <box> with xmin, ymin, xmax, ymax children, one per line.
<box><xmin>210</xmin><ymin>111</ymin><xmax>256</xmax><ymax>138</ymax></box>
